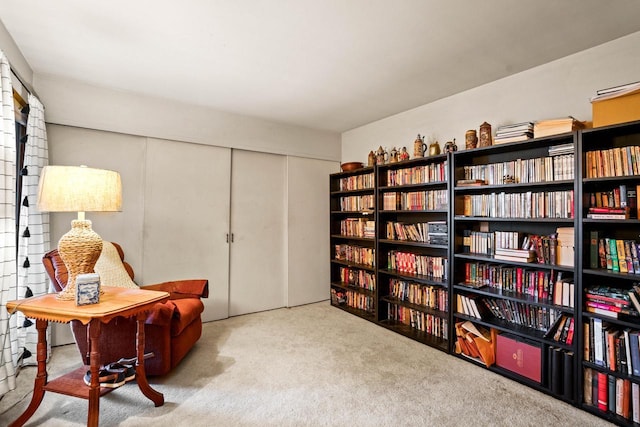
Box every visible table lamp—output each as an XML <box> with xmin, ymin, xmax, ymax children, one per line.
<box><xmin>37</xmin><ymin>165</ymin><xmax>122</xmax><ymax>300</ymax></box>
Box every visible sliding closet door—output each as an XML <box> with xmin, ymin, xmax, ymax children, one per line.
<box><xmin>229</xmin><ymin>150</ymin><xmax>286</xmax><ymax>316</ymax></box>
<box><xmin>142</xmin><ymin>138</ymin><xmax>231</xmax><ymax>321</ymax></box>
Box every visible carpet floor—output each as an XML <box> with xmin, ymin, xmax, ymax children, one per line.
<box><xmin>0</xmin><ymin>301</ymin><xmax>612</xmax><ymax>426</ymax></box>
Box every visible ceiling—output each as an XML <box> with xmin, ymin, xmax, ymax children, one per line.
<box><xmin>2</xmin><ymin>1</ymin><xmax>640</xmax><ymax>133</ymax></box>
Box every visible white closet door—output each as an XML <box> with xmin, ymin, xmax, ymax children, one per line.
<box><xmin>142</xmin><ymin>138</ymin><xmax>231</xmax><ymax>321</ymax></box>
<box><xmin>287</xmin><ymin>157</ymin><xmax>339</xmax><ymax>306</ymax></box>
<box><xmin>229</xmin><ymin>150</ymin><xmax>286</xmax><ymax>316</ymax></box>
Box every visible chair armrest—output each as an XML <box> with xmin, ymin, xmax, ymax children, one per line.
<box><xmin>141</xmin><ymin>279</ymin><xmax>209</xmax><ymax>300</ymax></box>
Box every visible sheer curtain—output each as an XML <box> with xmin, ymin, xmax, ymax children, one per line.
<box><xmin>17</xmin><ymin>94</ymin><xmax>50</xmax><ymax>366</ymax></box>
<box><xmin>0</xmin><ymin>49</ymin><xmax>17</xmax><ymax>397</ymax></box>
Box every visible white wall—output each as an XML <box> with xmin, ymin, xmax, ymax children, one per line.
<box><xmin>342</xmin><ymin>31</ymin><xmax>640</xmax><ymax>162</ymax></box>
<box><xmin>33</xmin><ymin>74</ymin><xmax>341</xmax><ymax>162</ymax></box>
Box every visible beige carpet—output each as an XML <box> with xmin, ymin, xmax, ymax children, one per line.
<box><xmin>0</xmin><ymin>301</ymin><xmax>612</xmax><ymax>426</ymax></box>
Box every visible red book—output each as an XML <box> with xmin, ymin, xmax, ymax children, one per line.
<box><xmin>516</xmin><ymin>267</ymin><xmax>523</xmax><ymax>294</ymax></box>
<box><xmin>598</xmin><ymin>372</ymin><xmax>608</xmax><ymax>411</ymax></box>
<box><xmin>565</xmin><ymin>317</ymin><xmax>575</xmax><ymax>345</ymax></box>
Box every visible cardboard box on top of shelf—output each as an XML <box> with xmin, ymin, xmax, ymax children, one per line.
<box><xmin>592</xmin><ymin>89</ymin><xmax>640</xmax><ymax>128</ymax></box>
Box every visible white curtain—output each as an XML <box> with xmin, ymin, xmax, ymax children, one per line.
<box><xmin>17</xmin><ymin>94</ymin><xmax>50</xmax><ymax>366</ymax></box>
<box><xmin>0</xmin><ymin>50</ymin><xmax>17</xmax><ymax>397</ymax></box>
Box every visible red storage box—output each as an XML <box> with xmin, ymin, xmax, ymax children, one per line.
<box><xmin>496</xmin><ymin>333</ymin><xmax>542</xmax><ymax>383</ymax></box>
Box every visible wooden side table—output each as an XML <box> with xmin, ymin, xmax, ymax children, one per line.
<box><xmin>6</xmin><ymin>287</ymin><xmax>170</xmax><ymax>427</ymax></box>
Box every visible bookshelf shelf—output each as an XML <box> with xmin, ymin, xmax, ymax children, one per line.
<box><xmin>454</xmin><ymin>253</ymin><xmax>574</xmax><ymax>272</ymax></box>
<box><xmin>453</xmin><ymin>284</ymin><xmax>575</xmax><ymax>313</ymax></box>
<box><xmin>378</xmin><ymin>319</ymin><xmax>449</xmax><ymax>351</ymax></box>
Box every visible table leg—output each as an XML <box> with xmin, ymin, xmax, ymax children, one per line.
<box><xmin>9</xmin><ymin>319</ymin><xmax>48</xmax><ymax>427</ymax></box>
<box><xmin>86</xmin><ymin>320</ymin><xmax>102</xmax><ymax>427</ymax></box>
<box><xmin>135</xmin><ymin>313</ymin><xmax>164</xmax><ymax>406</ymax></box>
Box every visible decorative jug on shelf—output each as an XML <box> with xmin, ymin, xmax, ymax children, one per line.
<box><xmin>465</xmin><ymin>130</ymin><xmax>478</xmax><ymax>150</ymax></box>
<box><xmin>389</xmin><ymin>147</ymin><xmax>399</xmax><ymax>163</ymax></box>
<box><xmin>413</xmin><ymin>134</ymin><xmax>426</xmax><ymax>158</ymax></box>
<box><xmin>399</xmin><ymin>147</ymin><xmax>409</xmax><ymax>161</ymax></box>
<box><xmin>375</xmin><ymin>146</ymin><xmax>388</xmax><ymax>165</ymax></box>
<box><xmin>428</xmin><ymin>141</ymin><xmax>441</xmax><ymax>156</ymax></box>
<box><xmin>444</xmin><ymin>138</ymin><xmax>457</xmax><ymax>153</ymax></box>
<box><xmin>367</xmin><ymin>150</ymin><xmax>376</xmax><ymax>167</ymax></box>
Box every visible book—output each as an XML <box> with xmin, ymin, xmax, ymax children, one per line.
<box><xmin>590</xmin><ymin>231</ymin><xmax>600</xmax><ymax>269</ymax></box>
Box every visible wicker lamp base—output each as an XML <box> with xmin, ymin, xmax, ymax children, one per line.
<box><xmin>56</xmin><ymin>219</ymin><xmax>103</xmax><ymax>301</ymax></box>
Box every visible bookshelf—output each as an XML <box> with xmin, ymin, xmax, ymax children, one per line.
<box><xmin>451</xmin><ymin>133</ymin><xmax>579</xmax><ymax>402</ymax></box>
<box><xmin>375</xmin><ymin>155</ymin><xmax>451</xmax><ymax>352</ymax></box>
<box><xmin>579</xmin><ymin>120</ymin><xmax>640</xmax><ymax>425</ymax></box>
<box><xmin>329</xmin><ymin>166</ymin><xmax>377</xmax><ymax>321</ymax></box>
<box><xmin>328</xmin><ymin>119</ymin><xmax>640</xmax><ymax>426</ymax></box>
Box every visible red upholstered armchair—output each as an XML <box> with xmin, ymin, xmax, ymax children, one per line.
<box><xmin>43</xmin><ymin>242</ymin><xmax>208</xmax><ymax>376</ymax></box>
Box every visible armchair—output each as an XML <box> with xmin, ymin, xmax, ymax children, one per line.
<box><xmin>43</xmin><ymin>242</ymin><xmax>208</xmax><ymax>376</ymax></box>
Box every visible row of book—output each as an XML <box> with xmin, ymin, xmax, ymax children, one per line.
<box><xmin>585</xmin><ymin>145</ymin><xmax>640</xmax><ymax>179</ymax></box>
<box><xmin>591</xmin><ymin>235</ymin><xmax>640</xmax><ymax>275</ymax></box>
<box><xmin>586</xmin><ymin>184</ymin><xmax>637</xmax><ymax>218</ymax></box>
<box><xmin>460</xmin><ymin>190</ymin><xmax>574</xmax><ymax>219</ymax></box>
<box><xmin>334</xmin><ymin>244</ymin><xmax>375</xmax><ymax>267</ymax></box>
<box><xmin>585</xmin><ymin>318</ymin><xmax>640</xmax><ymax>373</ymax></box>
<box><xmin>388</xmin><ymin>278</ymin><xmax>448</xmax><ymax>311</ymax></box>
<box><xmin>462</xmin><ymin>230</ymin><xmax>564</xmax><ymax>266</ymax></box>
<box><xmin>544</xmin><ymin>315</ymin><xmax>575</xmax><ymax>345</ymax></box>
<box><xmin>459</xmin><ymin>154</ymin><xmax>574</xmax><ymax>185</ymax></box>
<box><xmin>330</xmin><ymin>288</ymin><xmax>374</xmax><ymax>314</ymax></box>
<box><xmin>384</xmin><ymin>161</ymin><xmax>447</xmax><ymax>186</ymax></box>
<box><xmin>339</xmin><ymin>194</ymin><xmax>374</xmax><ymax>212</ymax></box>
<box><xmin>384</xmin><ymin>220</ymin><xmax>447</xmax><ymax>244</ymax></box>
<box><xmin>386</xmin><ymin>250</ymin><xmax>447</xmax><ymax>279</ymax></box>
<box><xmin>481</xmin><ymin>297</ymin><xmax>562</xmax><ymax>333</ymax></box>
<box><xmin>382</xmin><ymin>189</ymin><xmax>448</xmax><ymax>211</ymax></box>
<box><xmin>339</xmin><ymin>218</ymin><xmax>375</xmax><ymax>238</ymax></box>
<box><xmin>462</xmin><ymin>262</ymin><xmax>574</xmax><ymax>307</ymax></box>
<box><xmin>338</xmin><ymin>267</ymin><xmax>376</xmax><ymax>291</ymax></box>
<box><xmin>584</xmin><ymin>368</ymin><xmax>638</xmax><ymax>422</ymax></box>
<box><xmin>387</xmin><ymin>302</ymin><xmax>448</xmax><ymax>339</ymax></box>
<box><xmin>338</xmin><ymin>172</ymin><xmax>374</xmax><ymax>191</ymax></box>
<box><xmin>585</xmin><ymin>286</ymin><xmax>640</xmax><ymax>320</ymax></box>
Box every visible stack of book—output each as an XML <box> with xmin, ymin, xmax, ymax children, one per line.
<box><xmin>556</xmin><ymin>227</ymin><xmax>574</xmax><ymax>267</ymax></box>
<box><xmin>585</xmin><ymin>286</ymin><xmax>639</xmax><ymax>319</ymax></box>
<box><xmin>493</xmin><ymin>122</ymin><xmax>534</xmax><ymax>145</ymax></box>
<box><xmin>587</xmin><ymin>207</ymin><xmax>630</xmax><ymax>220</ymax></box>
<box><xmin>533</xmin><ymin>116</ymin><xmax>585</xmax><ymax>138</ymax></box>
<box><xmin>590</xmin><ymin>81</ymin><xmax>640</xmax><ymax>102</ymax></box>
<box><xmin>427</xmin><ymin>221</ymin><xmax>448</xmax><ymax>245</ymax></box>
<box><xmin>493</xmin><ymin>248</ymin><xmax>535</xmax><ymax>263</ymax></box>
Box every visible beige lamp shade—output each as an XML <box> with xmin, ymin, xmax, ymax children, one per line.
<box><xmin>37</xmin><ymin>165</ymin><xmax>122</xmax><ymax>214</ymax></box>
<box><xmin>37</xmin><ymin>165</ymin><xmax>122</xmax><ymax>301</ymax></box>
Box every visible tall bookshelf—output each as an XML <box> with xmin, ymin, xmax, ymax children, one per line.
<box><xmin>450</xmin><ymin>133</ymin><xmax>579</xmax><ymax>402</ymax></box>
<box><xmin>579</xmin><ymin>120</ymin><xmax>640</xmax><ymax>426</ymax></box>
<box><xmin>375</xmin><ymin>155</ymin><xmax>451</xmax><ymax>351</ymax></box>
<box><xmin>329</xmin><ymin>166</ymin><xmax>377</xmax><ymax>321</ymax></box>
<box><xmin>328</xmin><ymin>119</ymin><xmax>640</xmax><ymax>426</ymax></box>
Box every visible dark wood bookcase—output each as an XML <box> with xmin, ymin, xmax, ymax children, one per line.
<box><xmin>328</xmin><ymin>119</ymin><xmax>640</xmax><ymax>427</ymax></box>
<box><xmin>375</xmin><ymin>155</ymin><xmax>451</xmax><ymax>352</ymax></box>
<box><xmin>578</xmin><ymin>120</ymin><xmax>640</xmax><ymax>426</ymax></box>
<box><xmin>451</xmin><ymin>132</ymin><xmax>579</xmax><ymax>403</ymax></box>
<box><xmin>329</xmin><ymin>166</ymin><xmax>377</xmax><ymax>322</ymax></box>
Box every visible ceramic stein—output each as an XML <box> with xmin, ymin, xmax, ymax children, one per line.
<box><xmin>413</xmin><ymin>134</ymin><xmax>427</xmax><ymax>158</ymax></box>
<box><xmin>444</xmin><ymin>139</ymin><xmax>458</xmax><ymax>153</ymax></box>
<box><xmin>465</xmin><ymin>130</ymin><xmax>478</xmax><ymax>149</ymax></box>
<box><xmin>389</xmin><ymin>147</ymin><xmax>399</xmax><ymax>163</ymax></box>
<box><xmin>367</xmin><ymin>150</ymin><xmax>376</xmax><ymax>167</ymax></box>
<box><xmin>375</xmin><ymin>146</ymin><xmax>388</xmax><ymax>165</ymax></box>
